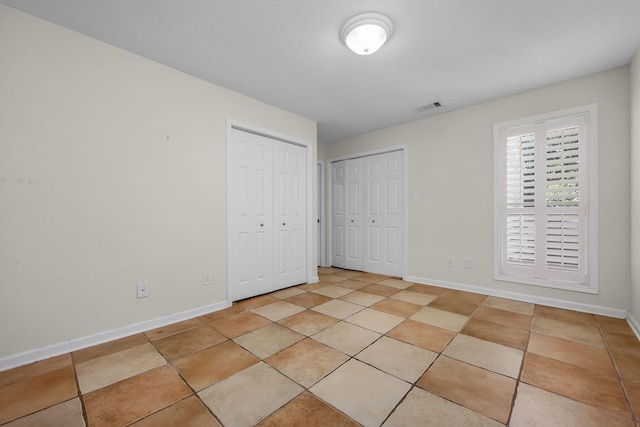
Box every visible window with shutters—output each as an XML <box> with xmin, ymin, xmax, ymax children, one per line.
<box><xmin>493</xmin><ymin>104</ymin><xmax>598</xmax><ymax>293</ymax></box>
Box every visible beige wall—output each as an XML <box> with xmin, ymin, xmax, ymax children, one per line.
<box><xmin>631</xmin><ymin>47</ymin><xmax>640</xmax><ymax>326</ymax></box>
<box><xmin>0</xmin><ymin>5</ymin><xmax>317</xmax><ymax>361</ymax></box>
<box><xmin>322</xmin><ymin>67</ymin><xmax>631</xmax><ymax>315</ymax></box>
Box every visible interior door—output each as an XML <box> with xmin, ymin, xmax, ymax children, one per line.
<box><xmin>229</xmin><ymin>129</ymin><xmax>274</xmax><ymax>300</ymax></box>
<box><xmin>345</xmin><ymin>159</ymin><xmax>363</xmax><ymax>271</ymax></box>
<box><xmin>332</xmin><ymin>161</ymin><xmax>346</xmax><ymax>268</ymax></box>
<box><xmin>363</xmin><ymin>151</ymin><xmax>403</xmax><ymax>276</ymax></box>
<box><xmin>273</xmin><ymin>141</ymin><xmax>307</xmax><ymax>289</ymax></box>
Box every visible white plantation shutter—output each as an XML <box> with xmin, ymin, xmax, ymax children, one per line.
<box><xmin>495</xmin><ymin>105</ymin><xmax>597</xmax><ymax>293</ymax></box>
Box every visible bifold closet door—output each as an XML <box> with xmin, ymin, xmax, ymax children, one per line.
<box><xmin>273</xmin><ymin>141</ymin><xmax>306</xmax><ymax>289</ymax></box>
<box><xmin>229</xmin><ymin>128</ymin><xmax>307</xmax><ymax>301</ymax></box>
<box><xmin>331</xmin><ymin>159</ymin><xmax>364</xmax><ymax>270</ymax></box>
<box><xmin>229</xmin><ymin>129</ymin><xmax>274</xmax><ymax>300</ymax></box>
<box><xmin>363</xmin><ymin>151</ymin><xmax>403</xmax><ymax>277</ymax></box>
<box><xmin>331</xmin><ymin>150</ymin><xmax>403</xmax><ymax>277</ymax></box>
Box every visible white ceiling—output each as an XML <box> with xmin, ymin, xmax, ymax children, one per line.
<box><xmin>3</xmin><ymin>0</ymin><xmax>640</xmax><ymax>143</ymax></box>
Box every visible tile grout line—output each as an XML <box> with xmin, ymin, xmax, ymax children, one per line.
<box><xmin>595</xmin><ymin>316</ymin><xmax>639</xmax><ymax>425</ymax></box>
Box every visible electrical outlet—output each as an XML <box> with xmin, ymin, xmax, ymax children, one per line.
<box><xmin>447</xmin><ymin>257</ymin><xmax>454</xmax><ymax>267</ymax></box>
<box><xmin>137</xmin><ymin>282</ymin><xmax>148</xmax><ymax>298</ymax></box>
<box><xmin>464</xmin><ymin>258</ymin><xmax>473</xmax><ymax>269</ymax></box>
<box><xmin>203</xmin><ymin>272</ymin><xmax>212</xmax><ymax>285</ymax></box>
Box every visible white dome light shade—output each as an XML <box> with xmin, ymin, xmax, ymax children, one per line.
<box><xmin>341</xmin><ymin>13</ymin><xmax>393</xmax><ymax>56</ymax></box>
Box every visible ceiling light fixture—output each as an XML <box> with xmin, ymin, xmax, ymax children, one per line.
<box><xmin>340</xmin><ymin>13</ymin><xmax>393</xmax><ymax>56</ymax></box>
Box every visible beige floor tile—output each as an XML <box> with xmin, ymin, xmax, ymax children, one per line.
<box><xmin>510</xmin><ymin>383</ymin><xmax>634</xmax><ymax>427</ymax></box>
<box><xmin>352</xmin><ymin>272</ymin><xmax>390</xmax><ymax>283</ymax></box>
<box><xmin>612</xmin><ymin>348</ymin><xmax>640</xmax><ymax>382</ymax></box>
<box><xmin>356</xmin><ymin>336</ymin><xmax>437</xmax><ymax>382</ymax></box>
<box><xmin>208</xmin><ymin>311</ymin><xmax>272</xmax><ymax>338</ymax></box>
<box><xmin>428</xmin><ymin>296</ymin><xmax>478</xmax><ymax>316</ymax></box>
<box><xmin>521</xmin><ymin>353</ymin><xmax>630</xmax><ymax>417</ymax></box>
<box><xmin>199</xmin><ymin>305</ymin><xmax>245</xmax><ymax>324</ymax></box>
<box><xmin>604</xmin><ymin>331</ymin><xmax>640</xmax><ymax>355</ymax></box>
<box><xmin>417</xmin><ymin>356</ymin><xmax>516</xmax><ymax>424</ymax></box>
<box><xmin>371</xmin><ymin>298</ymin><xmax>422</xmax><ymax>318</ymax></box>
<box><xmin>251</xmin><ymin>301</ymin><xmax>306</xmax><ymax>322</ymax></box>
<box><xmin>339</xmin><ymin>290</ymin><xmax>386</xmax><ymax>306</ymax></box>
<box><xmin>318</xmin><ymin>274</ymin><xmax>347</xmax><ymax>284</ymax></box>
<box><xmin>152</xmin><ymin>326</ymin><xmax>226</xmax><ymax>361</ymax></box>
<box><xmin>406</xmin><ymin>283</ymin><xmax>446</xmax><ymax>296</ymax></box>
<box><xmin>235</xmin><ymin>294</ymin><xmax>280</xmax><ymax>310</ymax></box>
<box><xmin>76</xmin><ymin>343</ymin><xmax>165</xmax><ymax>394</ymax></box>
<box><xmin>144</xmin><ymin>317</ymin><xmax>205</xmax><ymax>341</ymax></box>
<box><xmin>72</xmin><ymin>333</ymin><xmax>149</xmax><ymax>364</ymax></box>
<box><xmin>312</xmin><ymin>321</ymin><xmax>381</xmax><ymax>356</ymax></box>
<box><xmin>0</xmin><ymin>366</ymin><xmax>78</xmax><ymax>425</ymax></box>
<box><xmin>257</xmin><ymin>392</ymin><xmax>359</xmax><ymax>427</ymax></box>
<box><xmin>442</xmin><ymin>334</ymin><xmax>523</xmax><ymax>378</ymax></box>
<box><xmin>172</xmin><ymin>340</ymin><xmax>259</xmax><ymax>391</ymax></box>
<box><xmin>266</xmin><ymin>339</ymin><xmax>349</xmax><ymax>387</ymax></box>
<box><xmin>0</xmin><ymin>354</ymin><xmax>72</xmax><ymax>388</ymax></box>
<box><xmin>597</xmin><ymin>316</ymin><xmax>636</xmax><ymax>336</ymax></box>
<box><xmin>383</xmin><ymin>387</ymin><xmax>503</xmax><ymax>427</ymax></box>
<box><xmin>83</xmin><ymin>365</ymin><xmax>191</xmax><ymax>427</ymax></box>
<box><xmin>483</xmin><ymin>296</ymin><xmax>534</xmax><ymax>315</ymax></box>
<box><xmin>624</xmin><ymin>378</ymin><xmax>640</xmax><ymax>420</ymax></box>
<box><xmin>310</xmin><ymin>359</ymin><xmax>411</xmax><ymax>426</ymax></box>
<box><xmin>534</xmin><ymin>305</ymin><xmax>597</xmax><ymax>326</ymax></box>
<box><xmin>234</xmin><ymin>323</ymin><xmax>304</xmax><ymax>359</ymax></box>
<box><xmin>438</xmin><ymin>289</ymin><xmax>487</xmax><ymax>305</ymax></box>
<box><xmin>129</xmin><ymin>396</ymin><xmax>221</xmax><ymax>427</ymax></box>
<box><xmin>532</xmin><ymin>316</ymin><xmax>605</xmax><ymax>348</ymax></box>
<box><xmin>410</xmin><ymin>307</ymin><xmax>469</xmax><ymax>331</ymax></box>
<box><xmin>386</xmin><ymin>319</ymin><xmax>455</xmax><ymax>353</ymax></box>
<box><xmin>285</xmin><ymin>291</ymin><xmax>332</xmax><ymax>308</ymax></box>
<box><xmin>462</xmin><ymin>318</ymin><xmax>529</xmax><ymax>350</ymax></box>
<box><xmin>527</xmin><ymin>332</ymin><xmax>616</xmax><ymax>376</ymax></box>
<box><xmin>271</xmin><ymin>287</ymin><xmax>307</xmax><ymax>299</ymax></box>
<box><xmin>360</xmin><ymin>283</ymin><xmax>401</xmax><ymax>297</ymax></box>
<box><xmin>312</xmin><ymin>299</ymin><xmax>365</xmax><ymax>319</ymax></box>
<box><xmin>378</xmin><ymin>278</ymin><xmax>414</xmax><ymax>289</ymax></box>
<box><xmin>334</xmin><ymin>278</ymin><xmax>372</xmax><ymax>290</ymax></box>
<box><xmin>3</xmin><ymin>398</ymin><xmax>85</xmax><ymax>427</ymax></box>
<box><xmin>346</xmin><ymin>308</ymin><xmax>405</xmax><ymax>334</ymax></box>
<box><xmin>297</xmin><ymin>282</ymin><xmax>329</xmax><ymax>291</ymax></box>
<box><xmin>277</xmin><ymin>309</ymin><xmax>338</xmax><ymax>336</ymax></box>
<box><xmin>312</xmin><ymin>284</ymin><xmax>354</xmax><ymax>298</ymax></box>
<box><xmin>199</xmin><ymin>362</ymin><xmax>303</xmax><ymax>427</ymax></box>
<box><xmin>472</xmin><ymin>305</ymin><xmax>532</xmax><ymax>330</ymax></box>
<box><xmin>390</xmin><ymin>290</ymin><xmax>437</xmax><ymax>306</ymax></box>
<box><xmin>331</xmin><ymin>270</ymin><xmax>364</xmax><ymax>279</ymax></box>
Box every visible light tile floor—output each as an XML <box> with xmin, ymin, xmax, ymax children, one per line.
<box><xmin>1</xmin><ymin>267</ymin><xmax>640</xmax><ymax>426</ymax></box>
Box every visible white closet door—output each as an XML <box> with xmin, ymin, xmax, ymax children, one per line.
<box><xmin>345</xmin><ymin>159</ymin><xmax>364</xmax><ymax>271</ymax></box>
<box><xmin>363</xmin><ymin>151</ymin><xmax>403</xmax><ymax>276</ymax></box>
<box><xmin>332</xmin><ymin>161</ymin><xmax>346</xmax><ymax>268</ymax></box>
<box><xmin>229</xmin><ymin>129</ymin><xmax>274</xmax><ymax>300</ymax></box>
<box><xmin>273</xmin><ymin>141</ymin><xmax>307</xmax><ymax>289</ymax></box>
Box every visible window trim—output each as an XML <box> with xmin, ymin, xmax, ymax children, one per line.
<box><xmin>493</xmin><ymin>104</ymin><xmax>598</xmax><ymax>294</ymax></box>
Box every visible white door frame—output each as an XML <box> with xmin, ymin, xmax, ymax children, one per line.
<box><xmin>317</xmin><ymin>160</ymin><xmax>326</xmax><ymax>267</ymax></box>
<box><xmin>226</xmin><ymin>120</ymin><xmax>314</xmax><ymax>302</ymax></box>
<box><xmin>327</xmin><ymin>145</ymin><xmax>408</xmax><ymax>278</ymax></box>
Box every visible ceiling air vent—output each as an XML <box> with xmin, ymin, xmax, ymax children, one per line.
<box><xmin>415</xmin><ymin>102</ymin><xmax>442</xmax><ymax>113</ymax></box>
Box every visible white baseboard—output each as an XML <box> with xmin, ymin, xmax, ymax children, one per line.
<box><xmin>627</xmin><ymin>313</ymin><xmax>640</xmax><ymax>341</ymax></box>
<box><xmin>0</xmin><ymin>300</ymin><xmax>231</xmax><ymax>373</ymax></box>
<box><xmin>309</xmin><ymin>275</ymin><xmax>320</xmax><ymax>284</ymax></box>
<box><xmin>405</xmin><ymin>275</ymin><xmax>628</xmax><ymax>319</ymax></box>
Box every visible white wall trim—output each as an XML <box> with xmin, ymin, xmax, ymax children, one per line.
<box><xmin>627</xmin><ymin>313</ymin><xmax>640</xmax><ymax>341</ymax></box>
<box><xmin>318</xmin><ymin>160</ymin><xmax>327</xmax><ymax>267</ymax></box>
<box><xmin>0</xmin><ymin>300</ymin><xmax>231</xmax><ymax>373</ymax></box>
<box><xmin>405</xmin><ymin>275</ymin><xmax>628</xmax><ymax>319</ymax></box>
